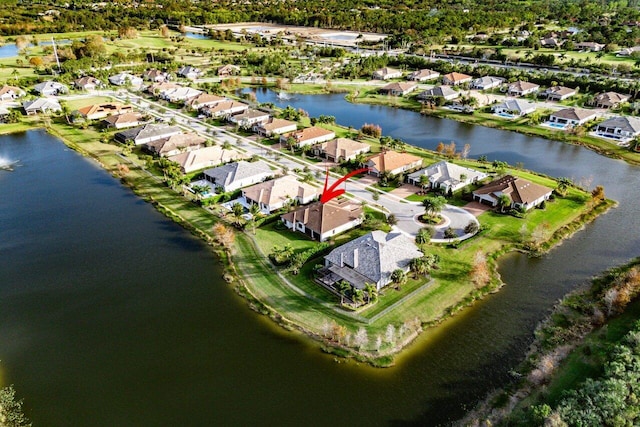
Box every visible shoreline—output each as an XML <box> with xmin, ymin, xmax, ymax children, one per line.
<box><xmin>35</xmin><ymin>109</ymin><xmax>615</xmax><ymax>366</ymax></box>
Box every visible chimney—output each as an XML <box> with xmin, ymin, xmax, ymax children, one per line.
<box><xmin>303</xmin><ymin>208</ymin><xmax>309</xmax><ymax>224</ymax></box>
<box><xmin>297</xmin><ymin>186</ymin><xmax>305</xmax><ymax>201</ymax></box>
<box><xmin>258</xmin><ymin>188</ymin><xmax>265</xmax><ymax>204</ymax></box>
<box><xmin>353</xmin><ymin>248</ymin><xmax>358</xmax><ymax>268</ymax></box>
<box><xmin>340</xmin><ymin>252</ymin><xmax>344</xmax><ymax>267</ymax></box>
<box><xmin>340</xmin><ymin>148</ymin><xmax>346</xmax><ymax>159</ymax></box>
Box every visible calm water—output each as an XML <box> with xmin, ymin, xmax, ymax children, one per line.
<box><xmin>0</xmin><ymin>39</ymin><xmax>71</xmax><ymax>58</ymax></box>
<box><xmin>1</xmin><ymin>91</ymin><xmax>639</xmax><ymax>427</ymax></box>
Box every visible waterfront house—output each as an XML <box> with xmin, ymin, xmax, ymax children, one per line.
<box><xmin>507</xmin><ymin>81</ymin><xmax>540</xmax><ymax>97</ymax></box>
<box><xmin>319</xmin><ymin>230</ymin><xmax>422</xmax><ymax>291</ymax></box>
<box><xmin>541</xmin><ymin>86</ymin><xmax>576</xmax><ymax>101</ymax></box>
<box><xmin>186</xmin><ymin>93</ymin><xmax>226</xmax><ymax>110</ymax></box>
<box><xmin>280</xmin><ymin>199</ymin><xmax>363</xmax><ymax>242</ymax></box>
<box><xmin>548</xmin><ymin>108</ymin><xmax>597</xmax><ymax>127</ymax></box>
<box><xmin>407</xmin><ymin>69</ymin><xmax>440</xmax><ymax>82</ymax></box>
<box><xmin>114</xmin><ymin>124</ymin><xmax>182</xmax><ymax>145</ymax></box>
<box><xmin>407</xmin><ymin>161</ymin><xmax>487</xmax><ymax>193</ymax></box>
<box><xmin>145</xmin><ymin>133</ymin><xmax>207</xmax><ymax>157</ymax></box>
<box><xmin>575</xmin><ymin>41</ymin><xmax>605</xmax><ymax>52</ymax></box>
<box><xmin>33</xmin><ymin>81</ymin><xmax>67</xmax><ymax>96</ymax></box>
<box><xmin>217</xmin><ymin>64</ymin><xmax>241</xmax><ymax>77</ymax></box>
<box><xmin>595</xmin><ymin>116</ymin><xmax>640</xmax><ymax>140</ymax></box>
<box><xmin>253</xmin><ymin>117</ymin><xmax>297</xmax><ymax>137</ymax></box>
<box><xmin>201</xmin><ymin>100</ymin><xmax>249</xmax><ymax>119</ymax></box>
<box><xmin>228</xmin><ymin>109</ymin><xmax>270</xmax><ymax>127</ymax></box>
<box><xmin>442</xmin><ymin>72</ymin><xmax>472</xmax><ymax>86</ymax></box>
<box><xmin>102</xmin><ymin>112</ymin><xmax>145</xmax><ymax>129</ymax></box>
<box><xmin>470</xmin><ymin>76</ymin><xmax>504</xmax><ymax>90</ymax></box>
<box><xmin>203</xmin><ymin>160</ymin><xmax>273</xmax><ymax>193</ymax></box>
<box><xmin>77</xmin><ymin>102</ymin><xmax>134</xmax><ymax>120</ymax></box>
<box><xmin>593</xmin><ymin>92</ymin><xmax>630</xmax><ymax>109</ymax></box>
<box><xmin>0</xmin><ymin>85</ymin><xmax>26</xmax><ymax>101</ymax></box>
<box><xmin>177</xmin><ymin>66</ymin><xmax>202</xmax><ymax>80</ymax></box>
<box><xmin>168</xmin><ymin>145</ymin><xmax>244</xmax><ymax>174</ymax></box>
<box><xmin>279</xmin><ymin>126</ymin><xmax>335</xmax><ymax>149</ymax></box>
<box><xmin>472</xmin><ymin>175</ymin><xmax>552</xmax><ymax>211</ymax></box>
<box><xmin>417</xmin><ymin>86</ymin><xmax>459</xmax><ymax>101</ymax></box>
<box><xmin>312</xmin><ymin>138</ymin><xmax>371</xmax><ymax>162</ymax></box>
<box><xmin>365</xmin><ymin>150</ymin><xmax>423</xmax><ymax>177</ymax></box>
<box><xmin>0</xmin><ymin>106</ymin><xmax>9</xmax><ymax>120</ymax></box>
<box><xmin>142</xmin><ymin>69</ymin><xmax>169</xmax><ymax>83</ymax></box>
<box><xmin>73</xmin><ymin>76</ymin><xmax>101</xmax><ymax>91</ymax></box>
<box><xmin>108</xmin><ymin>72</ymin><xmax>143</xmax><ymax>87</ymax></box>
<box><xmin>242</xmin><ymin>175</ymin><xmax>319</xmax><ymax>214</ymax></box>
<box><xmin>379</xmin><ymin>82</ymin><xmax>417</xmax><ymax>96</ymax></box>
<box><xmin>372</xmin><ymin>67</ymin><xmax>402</xmax><ymax>80</ymax></box>
<box><xmin>22</xmin><ymin>98</ymin><xmax>61</xmax><ymax>115</ymax></box>
<box><xmin>491</xmin><ymin>99</ymin><xmax>537</xmax><ymax>116</ymax></box>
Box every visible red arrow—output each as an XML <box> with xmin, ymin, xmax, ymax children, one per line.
<box><xmin>320</xmin><ymin>167</ymin><xmax>369</xmax><ymax>204</ymax></box>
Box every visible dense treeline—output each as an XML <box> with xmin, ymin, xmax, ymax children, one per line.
<box><xmin>2</xmin><ymin>0</ymin><xmax>640</xmax><ymax>49</ymax></box>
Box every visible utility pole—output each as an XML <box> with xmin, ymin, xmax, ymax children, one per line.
<box><xmin>51</xmin><ymin>37</ymin><xmax>61</xmax><ymax>73</ymax></box>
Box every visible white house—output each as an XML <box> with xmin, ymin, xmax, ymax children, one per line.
<box><xmin>470</xmin><ymin>76</ymin><xmax>504</xmax><ymax>90</ymax></box>
<box><xmin>228</xmin><ymin>109</ymin><xmax>270</xmax><ymax>127</ymax></box>
<box><xmin>177</xmin><ymin>66</ymin><xmax>202</xmax><ymax>80</ymax></box>
<box><xmin>280</xmin><ymin>199</ymin><xmax>363</xmax><ymax>242</ymax></box>
<box><xmin>492</xmin><ymin>99</ymin><xmax>537</xmax><ymax>116</ymax></box>
<box><xmin>473</xmin><ymin>175</ymin><xmax>552</xmax><ymax>211</ymax></box>
<box><xmin>407</xmin><ymin>69</ymin><xmax>440</xmax><ymax>82</ymax></box>
<box><xmin>241</xmin><ymin>175</ymin><xmax>319</xmax><ymax>214</ymax></box>
<box><xmin>372</xmin><ymin>67</ymin><xmax>402</xmax><ymax>80</ymax></box>
<box><xmin>108</xmin><ymin>73</ymin><xmax>143</xmax><ymax>87</ymax></box>
<box><xmin>253</xmin><ymin>118</ymin><xmax>298</xmax><ymax>137</ymax></box>
<box><xmin>407</xmin><ymin>161</ymin><xmax>487</xmax><ymax>193</ymax></box>
<box><xmin>168</xmin><ymin>145</ymin><xmax>245</xmax><ymax>174</ymax></box>
<box><xmin>595</xmin><ymin>116</ymin><xmax>640</xmax><ymax>141</ymax></box>
<box><xmin>203</xmin><ymin>160</ymin><xmax>274</xmax><ymax>193</ymax></box>
<box><xmin>365</xmin><ymin>150</ymin><xmax>423</xmax><ymax>176</ymax></box>
<box><xmin>548</xmin><ymin>108</ymin><xmax>597</xmax><ymax>127</ymax></box>
<box><xmin>0</xmin><ymin>85</ymin><xmax>26</xmax><ymax>101</ymax></box>
<box><xmin>22</xmin><ymin>98</ymin><xmax>62</xmax><ymax>115</ymax></box>
<box><xmin>540</xmin><ymin>86</ymin><xmax>577</xmax><ymax>101</ymax></box>
<box><xmin>33</xmin><ymin>81</ymin><xmax>67</xmax><ymax>96</ymax></box>
<box><xmin>417</xmin><ymin>86</ymin><xmax>459</xmax><ymax>101</ymax></box>
<box><xmin>279</xmin><ymin>126</ymin><xmax>335</xmax><ymax>149</ymax></box>
<box><xmin>442</xmin><ymin>72</ymin><xmax>472</xmax><ymax>86</ymax></box>
<box><xmin>507</xmin><ymin>81</ymin><xmax>540</xmax><ymax>97</ymax></box>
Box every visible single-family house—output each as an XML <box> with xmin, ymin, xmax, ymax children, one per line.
<box><xmin>160</xmin><ymin>87</ymin><xmax>203</xmax><ymax>103</ymax></box>
<box><xmin>202</xmin><ymin>100</ymin><xmax>249</xmax><ymax>119</ymax></box>
<box><xmin>617</xmin><ymin>46</ymin><xmax>640</xmax><ymax>56</ymax></box>
<box><xmin>228</xmin><ymin>109</ymin><xmax>270</xmax><ymax>127</ymax></box>
<box><xmin>472</xmin><ymin>175</ymin><xmax>552</xmax><ymax>211</ymax></box>
<box><xmin>548</xmin><ymin>108</ymin><xmax>597</xmax><ymax>127</ymax></box>
<box><xmin>142</xmin><ymin>69</ymin><xmax>169</xmax><ymax>83</ymax></box>
<box><xmin>312</xmin><ymin>138</ymin><xmax>371</xmax><ymax>162</ymax></box>
<box><xmin>242</xmin><ymin>175</ymin><xmax>319</xmax><ymax>214</ymax></box>
<box><xmin>280</xmin><ymin>199</ymin><xmax>363</xmax><ymax>242</ymax></box>
<box><xmin>145</xmin><ymin>133</ymin><xmax>207</xmax><ymax>157</ymax></box>
<box><xmin>114</xmin><ymin>124</ymin><xmax>182</xmax><ymax>145</ymax></box>
<box><xmin>168</xmin><ymin>145</ymin><xmax>245</xmax><ymax>174</ymax></box>
<box><xmin>177</xmin><ymin>66</ymin><xmax>202</xmax><ymax>80</ymax></box>
<box><xmin>73</xmin><ymin>76</ymin><xmax>101</xmax><ymax>91</ymax></box>
<box><xmin>187</xmin><ymin>93</ymin><xmax>226</xmax><ymax>110</ymax></box>
<box><xmin>102</xmin><ymin>112</ymin><xmax>145</xmax><ymax>129</ymax></box>
<box><xmin>407</xmin><ymin>161</ymin><xmax>487</xmax><ymax>193</ymax></box>
<box><xmin>471</xmin><ymin>76</ymin><xmax>505</xmax><ymax>90</ymax></box>
<box><xmin>280</xmin><ymin>126</ymin><xmax>335</xmax><ymax>149</ymax></box>
<box><xmin>217</xmin><ymin>64</ymin><xmax>241</xmax><ymax>77</ymax></box>
<box><xmin>203</xmin><ymin>160</ymin><xmax>273</xmax><ymax>193</ymax></box>
<box><xmin>0</xmin><ymin>106</ymin><xmax>10</xmax><ymax>120</ymax></box>
<box><xmin>407</xmin><ymin>69</ymin><xmax>440</xmax><ymax>82</ymax></box>
<box><xmin>319</xmin><ymin>230</ymin><xmax>422</xmax><ymax>291</ymax></box>
<box><xmin>595</xmin><ymin>116</ymin><xmax>640</xmax><ymax>140</ymax></box>
<box><xmin>108</xmin><ymin>73</ymin><xmax>143</xmax><ymax>87</ymax></box>
<box><xmin>442</xmin><ymin>72</ymin><xmax>472</xmax><ymax>86</ymax></box>
<box><xmin>379</xmin><ymin>82</ymin><xmax>418</xmax><ymax>96</ymax></box>
<box><xmin>575</xmin><ymin>42</ymin><xmax>605</xmax><ymax>52</ymax></box>
<box><xmin>365</xmin><ymin>150</ymin><xmax>423</xmax><ymax>177</ymax></box>
<box><xmin>0</xmin><ymin>85</ymin><xmax>25</xmax><ymax>101</ymax></box>
<box><xmin>507</xmin><ymin>81</ymin><xmax>540</xmax><ymax>97</ymax></box>
<box><xmin>593</xmin><ymin>92</ymin><xmax>630</xmax><ymax>109</ymax></box>
<box><xmin>22</xmin><ymin>98</ymin><xmax>62</xmax><ymax>115</ymax></box>
<box><xmin>540</xmin><ymin>37</ymin><xmax>564</xmax><ymax>48</ymax></box>
<box><xmin>33</xmin><ymin>81</ymin><xmax>67</xmax><ymax>96</ymax></box>
<box><xmin>253</xmin><ymin>117</ymin><xmax>297</xmax><ymax>137</ymax></box>
<box><xmin>417</xmin><ymin>86</ymin><xmax>459</xmax><ymax>101</ymax></box>
<box><xmin>77</xmin><ymin>102</ymin><xmax>134</xmax><ymax>120</ymax></box>
<box><xmin>541</xmin><ymin>86</ymin><xmax>576</xmax><ymax>101</ymax></box>
<box><xmin>372</xmin><ymin>67</ymin><xmax>402</xmax><ymax>80</ymax></box>
<box><xmin>492</xmin><ymin>99</ymin><xmax>537</xmax><ymax>116</ymax></box>
<box><xmin>147</xmin><ymin>82</ymin><xmax>180</xmax><ymax>95</ymax></box>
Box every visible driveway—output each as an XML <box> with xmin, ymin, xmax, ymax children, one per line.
<box><xmin>389</xmin><ymin>183</ymin><xmax>421</xmax><ymax>199</ymax></box>
<box><xmin>463</xmin><ymin>201</ymin><xmax>492</xmax><ymax>217</ymax></box>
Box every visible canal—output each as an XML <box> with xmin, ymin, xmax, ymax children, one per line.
<box><xmin>1</xmin><ymin>88</ymin><xmax>639</xmax><ymax>426</ymax></box>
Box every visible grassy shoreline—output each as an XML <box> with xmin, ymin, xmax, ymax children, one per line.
<box><xmin>14</xmin><ymin>111</ymin><xmax>611</xmax><ymax>367</ymax></box>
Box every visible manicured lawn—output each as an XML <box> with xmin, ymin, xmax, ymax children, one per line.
<box><xmin>63</xmin><ymin>96</ymin><xmax>114</xmax><ymax>110</ymax></box>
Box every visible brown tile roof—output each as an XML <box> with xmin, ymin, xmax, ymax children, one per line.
<box><xmin>187</xmin><ymin>93</ymin><xmax>226</xmax><ymax>107</ymax></box>
<box><xmin>102</xmin><ymin>112</ymin><xmax>144</xmax><ymax>126</ymax></box>
<box><xmin>145</xmin><ymin>133</ymin><xmax>207</xmax><ymax>156</ymax></box>
<box><xmin>474</xmin><ymin>175</ymin><xmax>552</xmax><ymax>205</ymax></box>
<box><xmin>443</xmin><ymin>72</ymin><xmax>472</xmax><ymax>83</ymax></box>
<box><xmin>168</xmin><ymin>145</ymin><xmax>243</xmax><ymax>172</ymax></box>
<box><xmin>259</xmin><ymin>118</ymin><xmax>297</xmax><ymax>131</ymax></box>
<box><xmin>243</xmin><ymin>175</ymin><xmax>319</xmax><ymax>206</ymax></box>
<box><xmin>509</xmin><ymin>80</ymin><xmax>539</xmax><ymax>92</ymax></box>
<box><xmin>0</xmin><ymin>85</ymin><xmax>24</xmax><ymax>96</ymax></box>
<box><xmin>281</xmin><ymin>199</ymin><xmax>363</xmax><ymax>236</ymax></box>
<box><xmin>204</xmin><ymin>100</ymin><xmax>248</xmax><ymax>114</ymax></box>
<box><xmin>282</xmin><ymin>126</ymin><xmax>335</xmax><ymax>143</ymax></box>
<box><xmin>366</xmin><ymin>150</ymin><xmax>423</xmax><ymax>174</ymax></box>
<box><xmin>315</xmin><ymin>138</ymin><xmax>370</xmax><ymax>159</ymax></box>
<box><xmin>545</xmin><ymin>86</ymin><xmax>576</xmax><ymax>96</ymax></box>
<box><xmin>380</xmin><ymin>82</ymin><xmax>417</xmax><ymax>93</ymax></box>
<box><xmin>596</xmin><ymin>92</ymin><xmax>630</xmax><ymax>105</ymax></box>
<box><xmin>77</xmin><ymin>102</ymin><xmax>133</xmax><ymax>118</ymax></box>
<box><xmin>551</xmin><ymin>107</ymin><xmax>596</xmax><ymax>121</ymax></box>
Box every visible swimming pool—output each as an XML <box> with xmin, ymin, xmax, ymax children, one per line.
<box><xmin>546</xmin><ymin>122</ymin><xmax>568</xmax><ymax>129</ymax></box>
<box><xmin>495</xmin><ymin>112</ymin><xmax>516</xmax><ymax>119</ymax></box>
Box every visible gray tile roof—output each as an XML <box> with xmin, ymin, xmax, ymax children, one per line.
<box><xmin>115</xmin><ymin>124</ymin><xmax>182</xmax><ymax>143</ymax></box>
<box><xmin>596</xmin><ymin>116</ymin><xmax>640</xmax><ymax>134</ymax></box>
<box><xmin>324</xmin><ymin>230</ymin><xmax>422</xmax><ymax>289</ymax></box>
<box><xmin>203</xmin><ymin>160</ymin><xmax>272</xmax><ymax>188</ymax></box>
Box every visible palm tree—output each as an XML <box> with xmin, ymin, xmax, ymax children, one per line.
<box><xmin>419</xmin><ymin>174</ymin><xmax>430</xmax><ymax>191</ymax></box>
<box><xmin>231</xmin><ymin>202</ymin><xmax>245</xmax><ymax>227</ymax></box>
<box><xmin>497</xmin><ymin>194</ymin><xmax>512</xmax><ymax>213</ymax></box>
<box><xmin>248</xmin><ymin>203</ymin><xmax>261</xmax><ymax>234</ymax></box>
<box><xmin>390</xmin><ymin>269</ymin><xmax>407</xmax><ymax>289</ymax></box>
<box><xmin>422</xmin><ymin>195</ymin><xmax>446</xmax><ymax>219</ymax></box>
<box><xmin>364</xmin><ymin>283</ymin><xmax>377</xmax><ymax>304</ymax></box>
<box><xmin>337</xmin><ymin>281</ymin><xmax>351</xmax><ymax>305</ymax></box>
<box><xmin>555</xmin><ymin>177</ymin><xmax>573</xmax><ymax>196</ymax></box>
<box><xmin>415</xmin><ymin>227</ymin><xmax>434</xmax><ymax>245</ymax></box>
